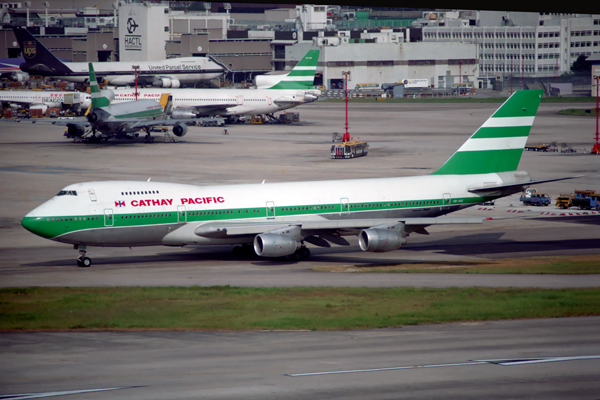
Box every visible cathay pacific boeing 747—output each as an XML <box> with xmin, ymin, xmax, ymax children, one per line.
<box><xmin>22</xmin><ymin>90</ymin><xmax>574</xmax><ymax>267</ymax></box>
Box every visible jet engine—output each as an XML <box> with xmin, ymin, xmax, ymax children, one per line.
<box><xmin>6</xmin><ymin>71</ymin><xmax>30</xmax><ymax>82</ymax></box>
<box><xmin>66</xmin><ymin>124</ymin><xmax>86</xmax><ymax>138</ymax></box>
<box><xmin>30</xmin><ymin>104</ymin><xmax>48</xmax><ymax>114</ymax></box>
<box><xmin>254</xmin><ymin>233</ymin><xmax>301</xmax><ymax>257</ymax></box>
<box><xmin>303</xmin><ymin>93</ymin><xmax>318</xmax><ymax>102</ymax></box>
<box><xmin>358</xmin><ymin>228</ymin><xmax>406</xmax><ymax>253</ymax></box>
<box><xmin>171</xmin><ymin>108</ymin><xmax>198</xmax><ymax>119</ymax></box>
<box><xmin>172</xmin><ymin>122</ymin><xmax>188</xmax><ymax>137</ymax></box>
<box><xmin>86</xmin><ymin>111</ymin><xmax>99</xmax><ymax>123</ymax></box>
<box><xmin>152</xmin><ymin>77</ymin><xmax>181</xmax><ymax>88</ymax></box>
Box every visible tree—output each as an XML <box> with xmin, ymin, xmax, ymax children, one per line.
<box><xmin>571</xmin><ymin>55</ymin><xmax>591</xmax><ymax>75</ymax></box>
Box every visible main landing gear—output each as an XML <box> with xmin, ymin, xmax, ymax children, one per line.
<box><xmin>75</xmin><ymin>245</ymin><xmax>92</xmax><ymax>267</ymax></box>
<box><xmin>286</xmin><ymin>245</ymin><xmax>310</xmax><ymax>261</ymax></box>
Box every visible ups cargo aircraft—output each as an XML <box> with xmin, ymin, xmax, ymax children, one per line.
<box><xmin>56</xmin><ymin>63</ymin><xmax>192</xmax><ymax>142</ymax></box>
<box><xmin>13</xmin><ymin>28</ymin><xmax>224</xmax><ymax>87</ymax></box>
<box><xmin>109</xmin><ymin>50</ymin><xmax>321</xmax><ymax>119</ymax></box>
<box><xmin>22</xmin><ymin>90</ymin><xmax>573</xmax><ymax>267</ymax></box>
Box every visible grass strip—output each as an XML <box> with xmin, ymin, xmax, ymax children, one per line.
<box><xmin>1</xmin><ymin>287</ymin><xmax>599</xmax><ymax>332</ymax></box>
<box><xmin>314</xmin><ymin>255</ymin><xmax>600</xmax><ymax>274</ymax></box>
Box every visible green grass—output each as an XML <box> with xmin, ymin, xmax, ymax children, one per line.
<box><xmin>1</xmin><ymin>287</ymin><xmax>599</xmax><ymax>331</ymax></box>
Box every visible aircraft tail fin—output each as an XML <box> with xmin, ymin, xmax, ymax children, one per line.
<box><xmin>432</xmin><ymin>90</ymin><xmax>543</xmax><ymax>175</ymax></box>
<box><xmin>13</xmin><ymin>28</ymin><xmax>72</xmax><ymax>74</ymax></box>
<box><xmin>88</xmin><ymin>63</ymin><xmax>110</xmax><ymax>109</ymax></box>
<box><xmin>267</xmin><ymin>49</ymin><xmax>320</xmax><ymax>90</ymax></box>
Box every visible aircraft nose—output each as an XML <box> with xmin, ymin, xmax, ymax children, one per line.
<box><xmin>21</xmin><ymin>210</ymin><xmax>53</xmax><ymax>239</ymax></box>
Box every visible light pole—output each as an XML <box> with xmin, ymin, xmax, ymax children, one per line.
<box><xmin>593</xmin><ymin>75</ymin><xmax>600</xmax><ymax>155</ymax></box>
<box><xmin>132</xmin><ymin>65</ymin><xmax>140</xmax><ymax>100</ymax></box>
<box><xmin>25</xmin><ymin>1</ymin><xmax>31</xmax><ymax>27</ymax></box>
<box><xmin>43</xmin><ymin>1</ymin><xmax>49</xmax><ymax>28</ymax></box>
<box><xmin>342</xmin><ymin>71</ymin><xmax>351</xmax><ymax>142</ymax></box>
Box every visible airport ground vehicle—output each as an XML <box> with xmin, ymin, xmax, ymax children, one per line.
<box><xmin>572</xmin><ymin>190</ymin><xmax>596</xmax><ymax>210</ymax></box>
<box><xmin>555</xmin><ymin>194</ymin><xmax>573</xmax><ymax>209</ymax></box>
<box><xmin>520</xmin><ymin>191</ymin><xmax>550</xmax><ymax>206</ymax></box>
<box><xmin>590</xmin><ymin>194</ymin><xmax>600</xmax><ymax>210</ymax></box>
<box><xmin>331</xmin><ymin>139</ymin><xmax>369</xmax><ymax>159</ymax></box>
<box><xmin>525</xmin><ymin>144</ymin><xmax>549</xmax><ymax>152</ymax></box>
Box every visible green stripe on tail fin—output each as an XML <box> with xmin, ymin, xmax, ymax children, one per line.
<box><xmin>432</xmin><ymin>90</ymin><xmax>543</xmax><ymax>175</ymax></box>
<box><xmin>88</xmin><ymin>63</ymin><xmax>110</xmax><ymax>108</ymax></box>
<box><xmin>267</xmin><ymin>50</ymin><xmax>320</xmax><ymax>90</ymax></box>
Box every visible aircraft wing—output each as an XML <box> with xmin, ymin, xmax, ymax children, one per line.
<box><xmin>192</xmin><ymin>103</ymin><xmax>234</xmax><ymax>115</ymax></box>
<box><xmin>193</xmin><ymin>217</ymin><xmax>485</xmax><ymax>239</ymax></box>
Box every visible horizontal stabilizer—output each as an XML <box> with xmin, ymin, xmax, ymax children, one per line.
<box><xmin>468</xmin><ymin>175</ymin><xmax>584</xmax><ymax>196</ymax></box>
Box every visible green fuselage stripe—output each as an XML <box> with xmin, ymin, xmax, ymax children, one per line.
<box><xmin>21</xmin><ymin>195</ymin><xmax>490</xmax><ymax>240</ymax></box>
<box><xmin>471</xmin><ymin>125</ymin><xmax>532</xmax><ymax>139</ymax></box>
<box><xmin>114</xmin><ymin>109</ymin><xmax>163</xmax><ymax>119</ymax></box>
<box><xmin>433</xmin><ymin>149</ymin><xmax>524</xmax><ymax>175</ymax></box>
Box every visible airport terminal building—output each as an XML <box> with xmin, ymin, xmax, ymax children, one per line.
<box><xmin>0</xmin><ymin>3</ymin><xmax>598</xmax><ymax>92</ymax></box>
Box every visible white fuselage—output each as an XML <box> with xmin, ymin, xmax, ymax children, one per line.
<box><xmin>22</xmin><ymin>173</ymin><xmax>499</xmax><ymax>248</ymax></box>
<box><xmin>51</xmin><ymin>58</ymin><xmax>224</xmax><ymax>86</ymax></box>
<box><xmin>110</xmin><ymin>87</ymin><xmax>319</xmax><ymax>116</ymax></box>
<box><xmin>0</xmin><ymin>90</ymin><xmax>91</xmax><ymax>110</ymax></box>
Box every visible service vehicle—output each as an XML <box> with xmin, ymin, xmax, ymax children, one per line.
<box><xmin>555</xmin><ymin>194</ymin><xmax>573</xmax><ymax>209</ymax></box>
<box><xmin>520</xmin><ymin>191</ymin><xmax>550</xmax><ymax>206</ymax></box>
<box><xmin>572</xmin><ymin>190</ymin><xmax>596</xmax><ymax>210</ymax></box>
<box><xmin>331</xmin><ymin>139</ymin><xmax>369</xmax><ymax>159</ymax></box>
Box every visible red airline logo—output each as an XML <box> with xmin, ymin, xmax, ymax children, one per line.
<box><xmin>127</xmin><ymin>197</ymin><xmax>225</xmax><ymax>207</ymax></box>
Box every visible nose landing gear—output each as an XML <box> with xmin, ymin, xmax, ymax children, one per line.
<box><xmin>75</xmin><ymin>245</ymin><xmax>92</xmax><ymax>267</ymax></box>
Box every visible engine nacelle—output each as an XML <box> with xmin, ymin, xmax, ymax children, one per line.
<box><xmin>358</xmin><ymin>228</ymin><xmax>406</xmax><ymax>253</ymax></box>
<box><xmin>152</xmin><ymin>77</ymin><xmax>181</xmax><ymax>88</ymax></box>
<box><xmin>254</xmin><ymin>233</ymin><xmax>301</xmax><ymax>257</ymax></box>
<box><xmin>303</xmin><ymin>93</ymin><xmax>318</xmax><ymax>102</ymax></box>
<box><xmin>30</xmin><ymin>104</ymin><xmax>48</xmax><ymax>114</ymax></box>
<box><xmin>86</xmin><ymin>111</ymin><xmax>99</xmax><ymax>123</ymax></box>
<box><xmin>171</xmin><ymin>108</ymin><xmax>198</xmax><ymax>119</ymax></box>
<box><xmin>66</xmin><ymin>124</ymin><xmax>86</xmax><ymax>138</ymax></box>
<box><xmin>172</xmin><ymin>122</ymin><xmax>188</xmax><ymax>137</ymax></box>
<box><xmin>9</xmin><ymin>71</ymin><xmax>30</xmax><ymax>82</ymax></box>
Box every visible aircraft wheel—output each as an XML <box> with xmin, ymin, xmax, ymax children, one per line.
<box><xmin>77</xmin><ymin>257</ymin><xmax>92</xmax><ymax>268</ymax></box>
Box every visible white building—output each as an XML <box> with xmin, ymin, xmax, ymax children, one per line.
<box><xmin>421</xmin><ymin>10</ymin><xmax>600</xmax><ymax>87</ymax></box>
<box><xmin>118</xmin><ymin>1</ymin><xmax>170</xmax><ymax>62</ymax></box>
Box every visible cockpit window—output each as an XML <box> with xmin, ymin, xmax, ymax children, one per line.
<box><xmin>57</xmin><ymin>190</ymin><xmax>78</xmax><ymax>196</ymax></box>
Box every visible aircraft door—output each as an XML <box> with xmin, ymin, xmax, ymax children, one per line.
<box><xmin>88</xmin><ymin>189</ymin><xmax>97</xmax><ymax>202</ymax></box>
<box><xmin>236</xmin><ymin>95</ymin><xmax>243</xmax><ymax>105</ymax></box>
<box><xmin>442</xmin><ymin>193</ymin><xmax>451</xmax><ymax>210</ymax></box>
<box><xmin>267</xmin><ymin>96</ymin><xmax>272</xmax><ymax>106</ymax></box>
<box><xmin>266</xmin><ymin>201</ymin><xmax>275</xmax><ymax>219</ymax></box>
<box><xmin>104</xmin><ymin>209</ymin><xmax>114</xmax><ymax>227</ymax></box>
<box><xmin>340</xmin><ymin>198</ymin><xmax>350</xmax><ymax>215</ymax></box>
<box><xmin>177</xmin><ymin>205</ymin><xmax>187</xmax><ymax>223</ymax></box>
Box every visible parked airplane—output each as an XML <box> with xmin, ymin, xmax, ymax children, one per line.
<box><xmin>13</xmin><ymin>28</ymin><xmax>224</xmax><ymax>87</ymax></box>
<box><xmin>0</xmin><ymin>90</ymin><xmax>91</xmax><ymax>114</ymax></box>
<box><xmin>22</xmin><ymin>90</ymin><xmax>576</xmax><ymax>267</ymax></box>
<box><xmin>108</xmin><ymin>50</ymin><xmax>321</xmax><ymax>119</ymax></box>
<box><xmin>56</xmin><ymin>63</ymin><xmax>191</xmax><ymax>142</ymax></box>
<box><xmin>254</xmin><ymin>49</ymin><xmax>319</xmax><ymax>89</ymax></box>
<box><xmin>0</xmin><ymin>58</ymin><xmax>29</xmax><ymax>82</ymax></box>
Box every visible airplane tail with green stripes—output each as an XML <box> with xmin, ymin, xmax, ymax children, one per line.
<box><xmin>88</xmin><ymin>63</ymin><xmax>110</xmax><ymax>109</ymax></box>
<box><xmin>433</xmin><ymin>90</ymin><xmax>543</xmax><ymax>175</ymax></box>
<box><xmin>258</xmin><ymin>50</ymin><xmax>320</xmax><ymax>90</ymax></box>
